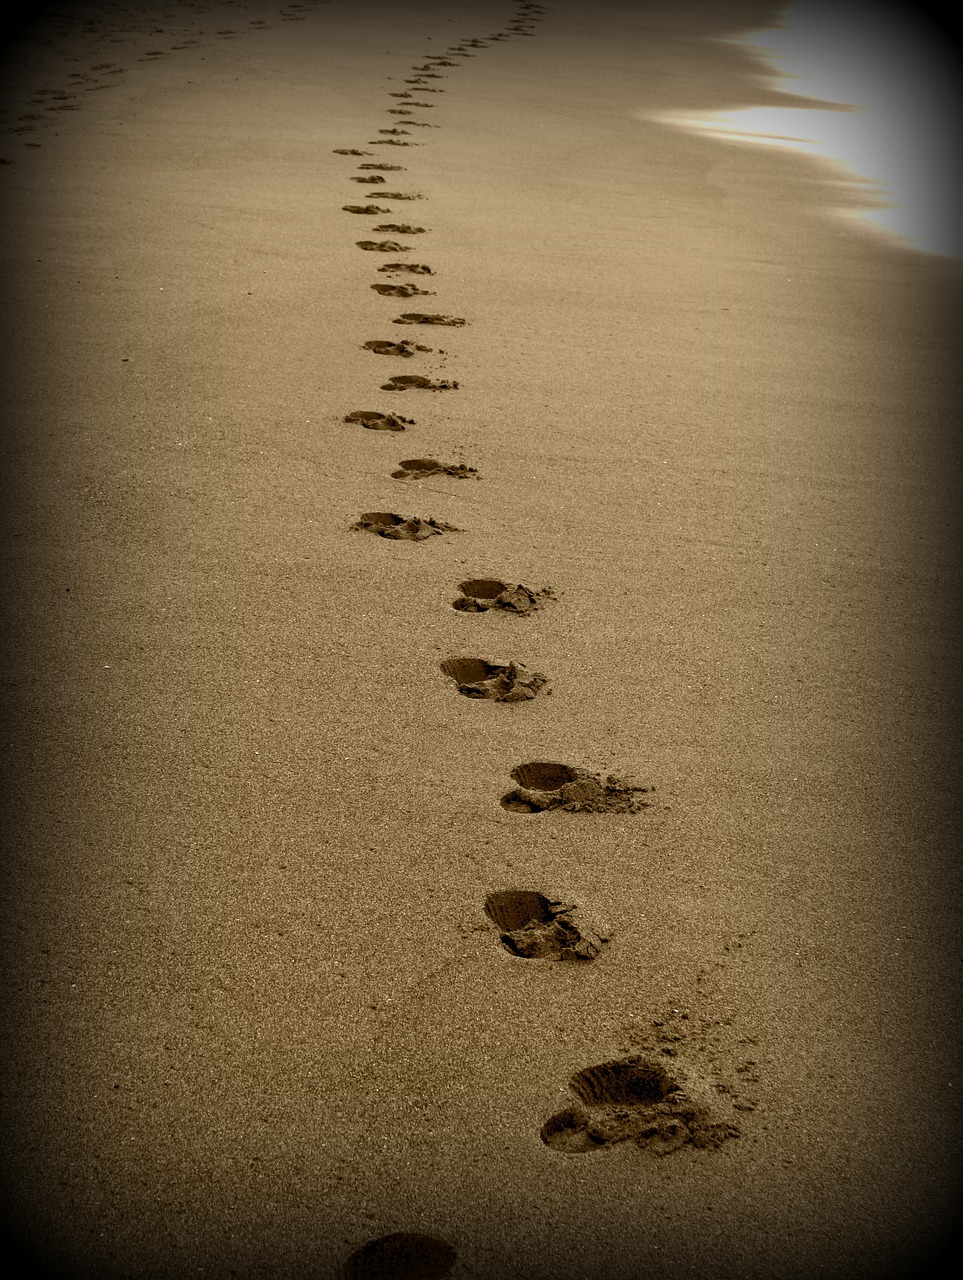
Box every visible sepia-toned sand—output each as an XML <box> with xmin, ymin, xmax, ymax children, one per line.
<box><xmin>1</xmin><ymin>1</ymin><xmax>960</xmax><ymax>1276</ymax></box>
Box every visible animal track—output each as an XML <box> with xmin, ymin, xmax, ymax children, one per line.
<box><xmin>541</xmin><ymin>1057</ymin><xmax>740</xmax><ymax>1156</ymax></box>
<box><xmin>351</xmin><ymin>512</ymin><xmax>460</xmax><ymax>540</ymax></box>
<box><xmin>393</xmin><ymin>313</ymin><xmax>465</xmax><ymax>326</ymax></box>
<box><xmin>343</xmin><ymin>410</ymin><xmax>413</xmax><ymax>432</ymax></box>
<box><xmin>375</xmin><ymin>224</ymin><xmax>427</xmax><ymax>234</ymax></box>
<box><xmin>381</xmin><ymin>374</ymin><xmax>459</xmax><ymax>392</ymax></box>
<box><xmin>343</xmin><ymin>204</ymin><xmax>391</xmax><ymax>214</ymax></box>
<box><xmin>393</xmin><ymin>459</ymin><xmax>477</xmax><ymax>480</ymax></box>
<box><xmin>343</xmin><ymin>1233</ymin><xmax>456</xmax><ymax>1280</ymax></box>
<box><xmin>371</xmin><ymin>283</ymin><xmax>435</xmax><ymax>297</ymax></box>
<box><xmin>452</xmin><ymin>580</ymin><xmax>554</xmax><ymax>614</ymax></box>
<box><xmin>484</xmin><ymin>890</ymin><xmax>609</xmax><ymax>959</ymax></box>
<box><xmin>500</xmin><ymin>763</ymin><xmax>653</xmax><ymax>814</ymax></box>
<box><xmin>363</xmin><ymin>340</ymin><xmax>431</xmax><ymax>358</ymax></box>
<box><xmin>357</xmin><ymin>240</ymin><xmax>412</xmax><ymax>252</ymax></box>
<box><xmin>378</xmin><ymin>263</ymin><xmax>433</xmax><ymax>275</ymax></box>
<box><xmin>441</xmin><ymin>658</ymin><xmax>546</xmax><ymax>701</ymax></box>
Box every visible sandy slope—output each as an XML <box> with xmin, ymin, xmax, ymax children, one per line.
<box><xmin>1</xmin><ymin>1</ymin><xmax>960</xmax><ymax>1276</ymax></box>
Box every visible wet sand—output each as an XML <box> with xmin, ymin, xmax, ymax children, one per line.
<box><xmin>1</xmin><ymin>1</ymin><xmax>961</xmax><ymax>1276</ymax></box>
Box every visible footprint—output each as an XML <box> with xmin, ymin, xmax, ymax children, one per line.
<box><xmin>377</xmin><ymin>263</ymin><xmax>433</xmax><ymax>275</ymax></box>
<box><xmin>343</xmin><ymin>410</ymin><xmax>413</xmax><ymax>432</ymax></box>
<box><xmin>452</xmin><ymin>580</ymin><xmax>553</xmax><ymax>614</ymax></box>
<box><xmin>378</xmin><ymin>128</ymin><xmax>410</xmax><ymax>136</ymax></box>
<box><xmin>343</xmin><ymin>204</ymin><xmax>392</xmax><ymax>214</ymax></box>
<box><xmin>500</xmin><ymin>763</ymin><xmax>653</xmax><ymax>814</ymax></box>
<box><xmin>381</xmin><ymin>374</ymin><xmax>459</xmax><ymax>392</ymax></box>
<box><xmin>351</xmin><ymin>175</ymin><xmax>386</xmax><ymax>184</ymax></box>
<box><xmin>441</xmin><ymin>658</ymin><xmax>546</xmax><ymax>701</ymax></box>
<box><xmin>484</xmin><ymin>890</ymin><xmax>609</xmax><ymax>958</ymax></box>
<box><xmin>358</xmin><ymin>163</ymin><xmax>405</xmax><ymax>171</ymax></box>
<box><xmin>371</xmin><ymin>283</ymin><xmax>435</xmax><ymax>297</ymax></box>
<box><xmin>369</xmin><ymin>139</ymin><xmax>419</xmax><ymax>147</ymax></box>
<box><xmin>343</xmin><ymin>1233</ymin><xmax>456</xmax><ymax>1280</ymax></box>
<box><xmin>379</xmin><ymin>192</ymin><xmax>425</xmax><ymax>201</ymax></box>
<box><xmin>350</xmin><ymin>512</ymin><xmax>460</xmax><ymax>540</ymax></box>
<box><xmin>363</xmin><ymin>340</ymin><xmax>431</xmax><ymax>358</ymax></box>
<box><xmin>388</xmin><ymin>92</ymin><xmax>413</xmax><ymax>99</ymax></box>
<box><xmin>375</xmin><ymin>224</ymin><xmax>427</xmax><ymax>234</ymax></box>
<box><xmin>333</xmin><ymin>148</ymin><xmax>372</xmax><ymax>156</ymax></box>
<box><xmin>357</xmin><ymin>240</ymin><xmax>412</xmax><ymax>252</ymax></box>
<box><xmin>541</xmin><ymin>1057</ymin><xmax>740</xmax><ymax>1155</ymax></box>
<box><xmin>393</xmin><ymin>459</ymin><xmax>476</xmax><ymax>480</ymax></box>
<box><xmin>386</xmin><ymin>109</ymin><xmax>413</xmax><ymax>116</ymax></box>
<box><xmin>392</xmin><ymin>313</ymin><xmax>465</xmax><ymax>326</ymax></box>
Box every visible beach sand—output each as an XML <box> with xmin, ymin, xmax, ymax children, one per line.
<box><xmin>1</xmin><ymin>1</ymin><xmax>961</xmax><ymax>1276</ymax></box>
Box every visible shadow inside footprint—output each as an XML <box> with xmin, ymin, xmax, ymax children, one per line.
<box><xmin>364</xmin><ymin>340</ymin><xmax>431</xmax><ymax>358</ymax></box>
<box><xmin>371</xmin><ymin>283</ymin><xmax>435</xmax><ymax>297</ymax></box>
<box><xmin>357</xmin><ymin>240</ymin><xmax>412</xmax><ymax>252</ymax></box>
<box><xmin>343</xmin><ymin>204</ymin><xmax>392</xmax><ymax>214</ymax></box>
<box><xmin>393</xmin><ymin>458</ymin><xmax>476</xmax><ymax>480</ymax></box>
<box><xmin>392</xmin><ymin>313</ymin><xmax>465</xmax><ymax>326</ymax></box>
<box><xmin>541</xmin><ymin>1057</ymin><xmax>739</xmax><ymax>1156</ymax></box>
<box><xmin>500</xmin><ymin>762</ymin><xmax>652</xmax><ymax>814</ymax></box>
<box><xmin>381</xmin><ymin>374</ymin><xmax>459</xmax><ymax>392</ymax></box>
<box><xmin>343</xmin><ymin>1232</ymin><xmax>456</xmax><ymax>1280</ymax></box>
<box><xmin>441</xmin><ymin>657</ymin><xmax>547</xmax><ymax>701</ymax></box>
<box><xmin>343</xmin><ymin>410</ymin><xmax>413</xmax><ymax>432</ymax></box>
<box><xmin>452</xmin><ymin>579</ymin><xmax>553</xmax><ymax>614</ymax></box>
<box><xmin>351</xmin><ymin>175</ymin><xmax>386</xmax><ymax>183</ymax></box>
<box><xmin>378</xmin><ymin>263</ymin><xmax>433</xmax><ymax>275</ymax></box>
<box><xmin>351</xmin><ymin>512</ymin><xmax>459</xmax><ymax>540</ymax></box>
<box><xmin>375</xmin><ymin>224</ymin><xmax>427</xmax><ymax>234</ymax></box>
<box><xmin>484</xmin><ymin>889</ymin><xmax>609</xmax><ymax>960</ymax></box>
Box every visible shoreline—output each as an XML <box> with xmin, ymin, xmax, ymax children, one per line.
<box><xmin>2</xmin><ymin>2</ymin><xmax>961</xmax><ymax>1276</ymax></box>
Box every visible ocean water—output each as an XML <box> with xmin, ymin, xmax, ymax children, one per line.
<box><xmin>660</xmin><ymin>0</ymin><xmax>962</xmax><ymax>257</ymax></box>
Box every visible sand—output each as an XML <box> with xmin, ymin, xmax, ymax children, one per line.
<box><xmin>1</xmin><ymin>1</ymin><xmax>961</xmax><ymax>1277</ymax></box>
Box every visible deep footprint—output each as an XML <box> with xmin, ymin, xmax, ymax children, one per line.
<box><xmin>343</xmin><ymin>204</ymin><xmax>392</xmax><ymax>214</ymax></box>
<box><xmin>441</xmin><ymin>657</ymin><xmax>546</xmax><ymax>701</ymax></box>
<box><xmin>500</xmin><ymin>762</ymin><xmax>653</xmax><ymax>813</ymax></box>
<box><xmin>452</xmin><ymin>579</ymin><xmax>554</xmax><ymax>614</ymax></box>
<box><xmin>342</xmin><ymin>1232</ymin><xmax>457</xmax><ymax>1280</ymax></box>
<box><xmin>343</xmin><ymin>410</ymin><xmax>413</xmax><ymax>432</ymax></box>
<box><xmin>378</xmin><ymin>263</ymin><xmax>433</xmax><ymax>275</ymax></box>
<box><xmin>375</xmin><ymin>223</ymin><xmax>427</xmax><ymax>234</ymax></box>
<box><xmin>357</xmin><ymin>240</ymin><xmax>412</xmax><ymax>252</ymax></box>
<box><xmin>351</xmin><ymin>175</ymin><xmax>386</xmax><ymax>183</ymax></box>
<box><xmin>371</xmin><ymin>283</ymin><xmax>435</xmax><ymax>297</ymax></box>
<box><xmin>484</xmin><ymin>889</ymin><xmax>609</xmax><ymax>959</ymax></box>
<box><xmin>393</xmin><ymin>458</ymin><xmax>476</xmax><ymax>480</ymax></box>
<box><xmin>364</xmin><ymin>340</ymin><xmax>432</xmax><ymax>358</ymax></box>
<box><xmin>392</xmin><ymin>313</ymin><xmax>466</xmax><ymax>326</ymax></box>
<box><xmin>381</xmin><ymin>374</ymin><xmax>459</xmax><ymax>391</ymax></box>
<box><xmin>351</xmin><ymin>511</ymin><xmax>460</xmax><ymax>540</ymax></box>
<box><xmin>333</xmin><ymin>148</ymin><xmax>372</xmax><ymax>156</ymax></box>
<box><xmin>541</xmin><ymin>1057</ymin><xmax>740</xmax><ymax>1156</ymax></box>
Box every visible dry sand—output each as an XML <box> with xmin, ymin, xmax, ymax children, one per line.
<box><xmin>1</xmin><ymin>1</ymin><xmax>961</xmax><ymax>1276</ymax></box>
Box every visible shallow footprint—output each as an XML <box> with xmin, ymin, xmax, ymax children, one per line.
<box><xmin>393</xmin><ymin>458</ymin><xmax>477</xmax><ymax>480</ymax></box>
<box><xmin>541</xmin><ymin>1057</ymin><xmax>740</xmax><ymax>1156</ymax></box>
<box><xmin>364</xmin><ymin>339</ymin><xmax>431</xmax><ymax>357</ymax></box>
<box><xmin>484</xmin><ymin>889</ymin><xmax>609</xmax><ymax>958</ymax></box>
<box><xmin>441</xmin><ymin>658</ymin><xmax>546</xmax><ymax>701</ymax></box>
<box><xmin>343</xmin><ymin>410</ymin><xmax>413</xmax><ymax>432</ymax></box>
<box><xmin>393</xmin><ymin>313</ymin><xmax>465</xmax><ymax>326</ymax></box>
<box><xmin>358</xmin><ymin>162</ymin><xmax>405</xmax><ymax>170</ymax></box>
<box><xmin>452</xmin><ymin>579</ymin><xmax>554</xmax><ymax>614</ymax></box>
<box><xmin>381</xmin><ymin>374</ymin><xmax>459</xmax><ymax>392</ymax></box>
<box><xmin>379</xmin><ymin>192</ymin><xmax>425</xmax><ymax>200</ymax></box>
<box><xmin>343</xmin><ymin>1232</ymin><xmax>456</xmax><ymax>1280</ymax></box>
<box><xmin>500</xmin><ymin>763</ymin><xmax>652</xmax><ymax>814</ymax></box>
<box><xmin>333</xmin><ymin>148</ymin><xmax>372</xmax><ymax>155</ymax></box>
<box><xmin>351</xmin><ymin>511</ymin><xmax>460</xmax><ymax>540</ymax></box>
<box><xmin>371</xmin><ymin>283</ymin><xmax>435</xmax><ymax>297</ymax></box>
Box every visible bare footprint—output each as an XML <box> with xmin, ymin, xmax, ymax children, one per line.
<box><xmin>484</xmin><ymin>890</ymin><xmax>609</xmax><ymax>957</ymax></box>
<box><xmin>343</xmin><ymin>1233</ymin><xmax>456</xmax><ymax>1280</ymax></box>
<box><xmin>500</xmin><ymin>763</ymin><xmax>653</xmax><ymax>814</ymax></box>
<box><xmin>363</xmin><ymin>340</ymin><xmax>431</xmax><ymax>358</ymax></box>
<box><xmin>357</xmin><ymin>240</ymin><xmax>412</xmax><ymax>251</ymax></box>
<box><xmin>350</xmin><ymin>512</ymin><xmax>460</xmax><ymax>540</ymax></box>
<box><xmin>343</xmin><ymin>204</ymin><xmax>391</xmax><ymax>214</ymax></box>
<box><xmin>375</xmin><ymin>223</ymin><xmax>427</xmax><ymax>234</ymax></box>
<box><xmin>358</xmin><ymin>163</ymin><xmax>405</xmax><ymax>171</ymax></box>
<box><xmin>377</xmin><ymin>263</ymin><xmax>433</xmax><ymax>275</ymax></box>
<box><xmin>371</xmin><ymin>283</ymin><xmax>435</xmax><ymax>297</ymax></box>
<box><xmin>441</xmin><ymin>658</ymin><xmax>546</xmax><ymax>701</ymax></box>
<box><xmin>541</xmin><ymin>1057</ymin><xmax>740</xmax><ymax>1155</ymax></box>
<box><xmin>381</xmin><ymin>374</ymin><xmax>459</xmax><ymax>392</ymax></box>
<box><xmin>343</xmin><ymin>410</ymin><xmax>413</xmax><ymax>432</ymax></box>
<box><xmin>392</xmin><ymin>313</ymin><xmax>465</xmax><ymax>326</ymax></box>
<box><xmin>393</xmin><ymin>458</ymin><xmax>477</xmax><ymax>480</ymax></box>
<box><xmin>351</xmin><ymin>175</ymin><xmax>386</xmax><ymax>184</ymax></box>
<box><xmin>379</xmin><ymin>192</ymin><xmax>425</xmax><ymax>200</ymax></box>
<box><xmin>452</xmin><ymin>579</ymin><xmax>553</xmax><ymax>614</ymax></box>
<box><xmin>378</xmin><ymin>127</ymin><xmax>410</xmax><ymax>136</ymax></box>
<box><xmin>333</xmin><ymin>148</ymin><xmax>372</xmax><ymax>156</ymax></box>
